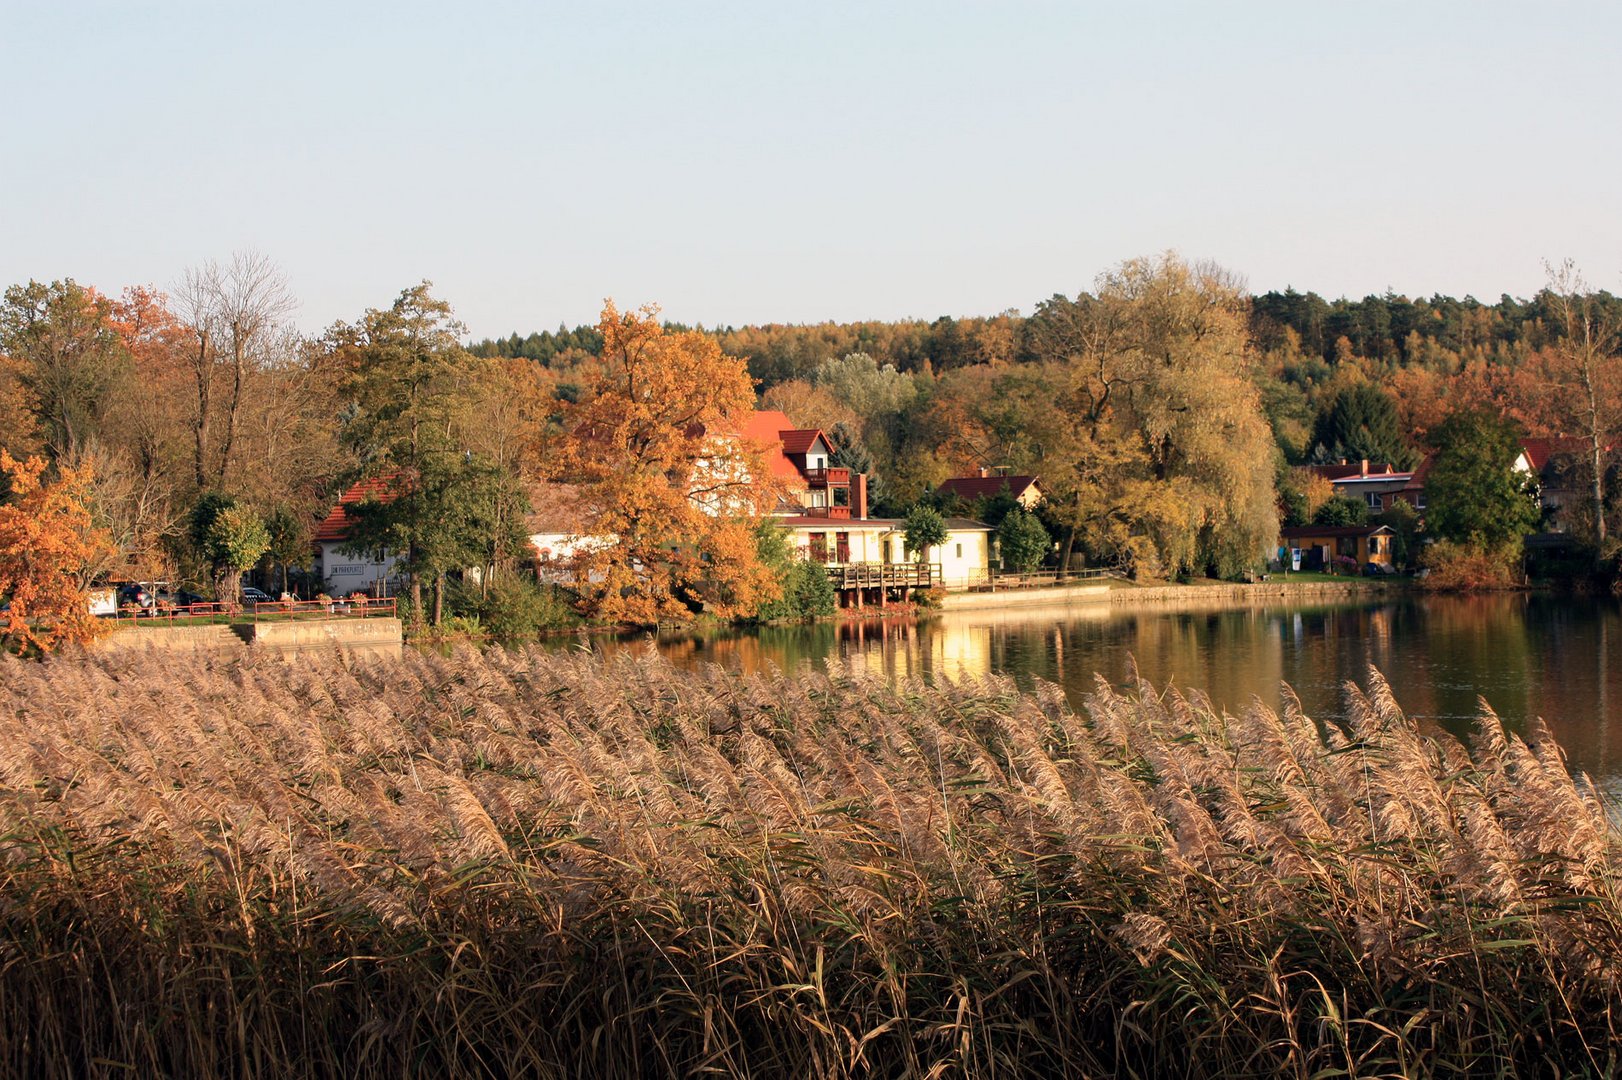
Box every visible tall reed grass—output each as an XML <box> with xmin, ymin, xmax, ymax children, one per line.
<box><xmin>0</xmin><ymin>645</ymin><xmax>1618</xmax><ymax>1077</ymax></box>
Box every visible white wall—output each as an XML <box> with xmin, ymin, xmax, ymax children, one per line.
<box><xmin>317</xmin><ymin>545</ymin><xmax>399</xmax><ymax>595</ymax></box>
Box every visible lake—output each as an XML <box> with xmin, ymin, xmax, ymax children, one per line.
<box><xmin>543</xmin><ymin>592</ymin><xmax>1622</xmax><ymax>795</ymax></box>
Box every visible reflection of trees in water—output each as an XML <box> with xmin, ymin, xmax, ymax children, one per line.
<box><xmin>531</xmin><ymin>596</ymin><xmax>1622</xmax><ymax>792</ymax></box>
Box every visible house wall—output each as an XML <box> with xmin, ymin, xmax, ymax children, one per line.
<box><xmin>315</xmin><ymin>544</ymin><xmax>399</xmax><ymax>596</ymax></box>
<box><xmin>925</xmin><ymin>529</ymin><xmax>992</xmax><ymax>588</ymax></box>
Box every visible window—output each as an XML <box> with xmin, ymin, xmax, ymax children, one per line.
<box><xmin>1338</xmin><ymin>537</ymin><xmax>1358</xmax><ymax>558</ymax></box>
<box><xmin>955</xmin><ymin>543</ymin><xmax>963</xmax><ymax>559</ymax></box>
<box><xmin>835</xmin><ymin>532</ymin><xmax>850</xmax><ymax>563</ymax></box>
<box><xmin>809</xmin><ymin>533</ymin><xmax>828</xmax><ymax>562</ymax></box>
<box><xmin>1365</xmin><ymin>492</ymin><xmax>1383</xmax><ymax>511</ymax></box>
<box><xmin>1416</xmin><ymin>492</ymin><xmax>1427</xmax><ymax>511</ymax></box>
<box><xmin>832</xmin><ymin>486</ymin><xmax>849</xmax><ymax>507</ymax></box>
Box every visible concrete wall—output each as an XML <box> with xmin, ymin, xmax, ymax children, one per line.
<box><xmin>1110</xmin><ymin>581</ymin><xmax>1395</xmax><ymax>605</ymax></box>
<box><xmin>242</xmin><ymin>618</ymin><xmax>403</xmax><ymax>659</ymax></box>
<box><xmin>939</xmin><ymin>583</ymin><xmax>1109</xmax><ymax>611</ymax></box>
<box><xmin>98</xmin><ymin>618</ymin><xmax>403</xmax><ymax>659</ymax></box>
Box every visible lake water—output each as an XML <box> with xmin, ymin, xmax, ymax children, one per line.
<box><xmin>543</xmin><ymin>593</ymin><xmax>1622</xmax><ymax>794</ymax></box>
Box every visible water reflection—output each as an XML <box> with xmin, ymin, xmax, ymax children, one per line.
<box><xmin>543</xmin><ymin>595</ymin><xmax>1622</xmax><ymax>792</ymax></box>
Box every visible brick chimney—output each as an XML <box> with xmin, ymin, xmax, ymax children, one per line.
<box><xmin>853</xmin><ymin>473</ymin><xmax>868</xmax><ymax>520</ymax></box>
<box><xmin>1360</xmin><ymin>459</ymin><xmax>1369</xmax><ymax>477</ymax></box>
<box><xmin>978</xmin><ymin>466</ymin><xmax>990</xmax><ymax>478</ymax></box>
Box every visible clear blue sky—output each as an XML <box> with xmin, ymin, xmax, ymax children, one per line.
<box><xmin>3</xmin><ymin>1</ymin><xmax>1618</xmax><ymax>338</ymax></box>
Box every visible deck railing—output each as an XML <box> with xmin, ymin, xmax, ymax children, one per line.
<box><xmin>823</xmin><ymin>562</ymin><xmax>940</xmax><ymax>590</ymax></box>
<box><xmin>956</xmin><ymin>567</ymin><xmax>1124</xmax><ymax>592</ymax></box>
<box><xmin>114</xmin><ymin>596</ymin><xmax>398</xmax><ymax>626</ymax></box>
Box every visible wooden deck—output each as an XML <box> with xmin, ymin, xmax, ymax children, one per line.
<box><xmin>823</xmin><ymin>562</ymin><xmax>940</xmax><ymax>590</ymax></box>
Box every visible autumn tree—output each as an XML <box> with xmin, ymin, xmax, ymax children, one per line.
<box><xmin>546</xmin><ymin>301</ymin><xmax>782</xmax><ymax>624</ymax></box>
<box><xmin>0</xmin><ymin>452</ymin><xmax>114</xmax><ymax>653</ymax></box>
<box><xmin>0</xmin><ymin>280</ymin><xmax>130</xmax><ymax>461</ymax></box>
<box><xmin>1021</xmin><ymin>254</ymin><xmax>1278</xmax><ymax>579</ymax></box>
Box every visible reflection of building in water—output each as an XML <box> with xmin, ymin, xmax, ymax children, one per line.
<box><xmin>929</xmin><ymin>619</ymin><xmax>993</xmax><ymax>683</ymax></box>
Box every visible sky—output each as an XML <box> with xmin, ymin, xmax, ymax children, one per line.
<box><xmin>3</xmin><ymin>1</ymin><xmax>1620</xmax><ymax>339</ymax></box>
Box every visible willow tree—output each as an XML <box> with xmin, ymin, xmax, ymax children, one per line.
<box><xmin>546</xmin><ymin>302</ymin><xmax>781</xmax><ymax>624</ymax></box>
<box><xmin>1023</xmin><ymin>253</ymin><xmax>1278</xmax><ymax>579</ymax></box>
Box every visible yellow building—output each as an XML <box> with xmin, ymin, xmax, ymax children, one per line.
<box><xmin>1279</xmin><ymin>524</ymin><xmax>1395</xmax><ymax>572</ymax></box>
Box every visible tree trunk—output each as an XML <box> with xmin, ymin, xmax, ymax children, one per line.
<box><xmin>192</xmin><ymin>330</ymin><xmax>212</xmax><ymax>489</ymax></box>
<box><xmin>433</xmin><ymin>573</ymin><xmax>444</xmax><ymax>626</ymax></box>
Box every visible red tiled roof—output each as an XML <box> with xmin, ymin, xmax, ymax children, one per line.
<box><xmin>779</xmin><ymin>429</ymin><xmax>827</xmax><ymax>455</ymax></box>
<box><xmin>313</xmin><ymin>473</ymin><xmax>400</xmax><ymax>543</ymax></box>
<box><xmin>937</xmin><ymin>475</ymin><xmax>1041</xmax><ymax>502</ymax></box>
<box><xmin>735</xmin><ymin>410</ymin><xmax>804</xmax><ymax>482</ymax></box>
<box><xmin>1519</xmin><ymin>437</ymin><xmax>1590</xmax><ymax>471</ymax></box>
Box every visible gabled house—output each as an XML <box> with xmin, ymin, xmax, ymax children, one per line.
<box><xmin>312</xmin><ymin>474</ymin><xmax>403</xmax><ymax>596</ymax></box>
<box><xmin>1516</xmin><ymin>437</ymin><xmax>1599</xmax><ymax>533</ymax></box>
<box><xmin>733</xmin><ymin>410</ymin><xmax>994</xmax><ymax>592</ymax></box>
<box><xmin>936</xmin><ymin>470</ymin><xmax>1045</xmax><ymax>510</ymax></box>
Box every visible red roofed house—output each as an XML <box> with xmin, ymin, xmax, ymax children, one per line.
<box><xmin>936</xmin><ymin>469</ymin><xmax>1044</xmax><ymax>510</ymax></box>
<box><xmin>312</xmin><ymin>474</ymin><xmax>404</xmax><ymax>595</ymax></box>
<box><xmin>1516</xmin><ymin>437</ymin><xmax>1601</xmax><ymax>533</ymax></box>
<box><xmin>730</xmin><ymin>410</ymin><xmax>993</xmax><ymax>591</ymax></box>
<box><xmin>1319</xmin><ymin>457</ymin><xmax>1433</xmax><ymax>515</ymax></box>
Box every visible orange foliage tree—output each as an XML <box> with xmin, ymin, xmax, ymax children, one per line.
<box><xmin>546</xmin><ymin>303</ymin><xmax>783</xmax><ymax>624</ymax></box>
<box><xmin>0</xmin><ymin>452</ymin><xmax>115</xmax><ymax>653</ymax></box>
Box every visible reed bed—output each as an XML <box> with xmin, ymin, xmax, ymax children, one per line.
<box><xmin>0</xmin><ymin>646</ymin><xmax>1618</xmax><ymax>1078</ymax></box>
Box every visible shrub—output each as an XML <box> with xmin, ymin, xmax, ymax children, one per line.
<box><xmin>440</xmin><ymin>574</ymin><xmax>579</xmax><ymax>639</ymax></box>
<box><xmin>754</xmin><ymin>559</ymin><xmax>836</xmax><ymax>621</ymax></box>
<box><xmin>996</xmin><ymin>508</ymin><xmax>1050</xmax><ymax>573</ymax></box>
<box><xmin>1421</xmin><ymin>539</ymin><xmax>1524</xmax><ymax>590</ymax></box>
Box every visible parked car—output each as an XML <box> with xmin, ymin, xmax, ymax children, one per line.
<box><xmin>117</xmin><ymin>584</ymin><xmax>154</xmax><ymax>611</ymax></box>
<box><xmin>239</xmin><ymin>586</ymin><xmax>275</xmax><ymax>608</ymax></box>
<box><xmin>172</xmin><ymin>589</ymin><xmax>211</xmax><ymax>611</ymax></box>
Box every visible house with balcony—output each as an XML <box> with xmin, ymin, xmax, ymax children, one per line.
<box><xmin>737</xmin><ymin>410</ymin><xmax>993</xmax><ymax>599</ymax></box>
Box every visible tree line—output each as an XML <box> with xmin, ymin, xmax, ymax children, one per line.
<box><xmin>3</xmin><ymin>250</ymin><xmax>1618</xmax><ymax>651</ymax></box>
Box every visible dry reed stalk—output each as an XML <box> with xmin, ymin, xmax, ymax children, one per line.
<box><xmin>0</xmin><ymin>648</ymin><xmax>1618</xmax><ymax>1077</ymax></box>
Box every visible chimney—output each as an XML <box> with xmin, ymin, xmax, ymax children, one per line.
<box><xmin>1360</xmin><ymin>459</ymin><xmax>1369</xmax><ymax>477</ymax></box>
<box><xmin>978</xmin><ymin>466</ymin><xmax>989</xmax><ymax>479</ymax></box>
<box><xmin>853</xmin><ymin>473</ymin><xmax>868</xmax><ymax>520</ymax></box>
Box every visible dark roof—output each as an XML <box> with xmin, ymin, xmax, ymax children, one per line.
<box><xmin>314</xmin><ymin>473</ymin><xmax>400</xmax><ymax>543</ymax></box>
<box><xmin>1280</xmin><ymin>524</ymin><xmax>1395</xmax><ymax>540</ymax></box>
<box><xmin>936</xmin><ymin>475</ymin><xmax>1041</xmax><ymax>502</ymax></box>
<box><xmin>1304</xmin><ymin>462</ymin><xmax>1402</xmax><ymax>481</ymax></box>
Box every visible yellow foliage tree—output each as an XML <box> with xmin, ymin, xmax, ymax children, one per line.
<box><xmin>0</xmin><ymin>452</ymin><xmax>115</xmax><ymax>653</ymax></box>
<box><xmin>546</xmin><ymin>302</ymin><xmax>784</xmax><ymax>624</ymax></box>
